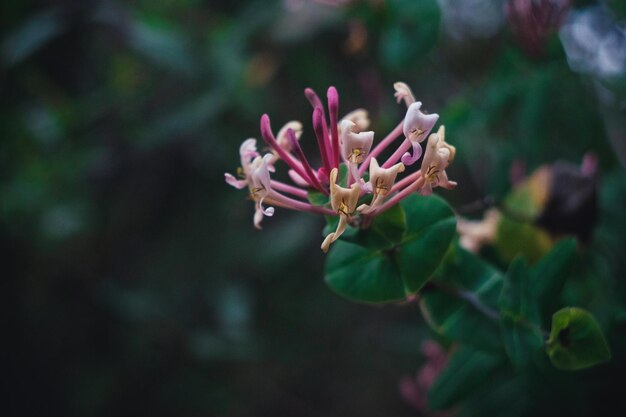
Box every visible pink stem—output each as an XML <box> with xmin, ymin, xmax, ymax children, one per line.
<box><xmin>391</xmin><ymin>170</ymin><xmax>422</xmax><ymax>193</ymax></box>
<box><xmin>383</xmin><ymin>138</ymin><xmax>412</xmax><ymax>168</ymax></box>
<box><xmin>347</xmin><ymin>162</ymin><xmax>356</xmax><ymax>187</ymax></box>
<box><xmin>327</xmin><ymin>87</ymin><xmax>340</xmax><ymax>168</ymax></box>
<box><xmin>287</xmin><ymin>128</ymin><xmax>327</xmax><ymax>195</ymax></box>
<box><xmin>260</xmin><ymin>114</ymin><xmax>317</xmax><ymax>190</ymax></box>
<box><xmin>270</xmin><ymin>180</ymin><xmax>308</xmax><ymax>199</ymax></box>
<box><xmin>312</xmin><ymin>107</ymin><xmax>333</xmax><ymax>176</ymax></box>
<box><xmin>359</xmin><ymin>121</ymin><xmax>404</xmax><ymax>176</ymax></box>
<box><xmin>267</xmin><ymin>192</ymin><xmax>335</xmax><ymax>216</ymax></box>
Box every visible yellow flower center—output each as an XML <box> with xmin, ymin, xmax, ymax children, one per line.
<box><xmin>349</xmin><ymin>148</ymin><xmax>364</xmax><ymax>164</ymax></box>
<box><xmin>338</xmin><ymin>200</ymin><xmax>350</xmax><ymax>216</ymax></box>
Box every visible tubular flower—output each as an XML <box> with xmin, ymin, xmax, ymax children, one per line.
<box><xmin>321</xmin><ymin>168</ymin><xmax>361</xmax><ymax>253</ymax></box>
<box><xmin>340</xmin><ymin>119</ymin><xmax>374</xmax><ymax>189</ymax></box>
<box><xmin>342</xmin><ymin>109</ymin><xmax>370</xmax><ymax>132</ymax></box>
<box><xmin>224</xmin><ymin>83</ymin><xmax>458</xmax><ymax>252</ymax></box>
<box><xmin>270</xmin><ymin>121</ymin><xmax>303</xmax><ymax>164</ymax></box>
<box><xmin>391</xmin><ymin>83</ymin><xmax>439</xmax><ymax>167</ymax></box>
<box><xmin>358</xmin><ymin>158</ymin><xmax>405</xmax><ymax>214</ymax></box>
<box><xmin>224</xmin><ymin>138</ymin><xmax>259</xmax><ymax>189</ymax></box>
<box><xmin>419</xmin><ymin>126</ymin><xmax>458</xmax><ymax>196</ymax></box>
<box><xmin>249</xmin><ymin>154</ymin><xmax>276</xmax><ymax>229</ymax></box>
<box><xmin>401</xmin><ymin>101</ymin><xmax>439</xmax><ymax>166</ymax></box>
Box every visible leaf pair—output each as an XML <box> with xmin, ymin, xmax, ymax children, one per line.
<box><xmin>324</xmin><ymin>195</ymin><xmax>457</xmax><ymax>303</ymax></box>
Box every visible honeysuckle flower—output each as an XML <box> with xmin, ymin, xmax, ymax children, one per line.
<box><xmin>275</xmin><ymin>121</ymin><xmax>303</xmax><ymax>152</ymax></box>
<box><xmin>249</xmin><ymin>154</ymin><xmax>276</xmax><ymax>229</ymax></box>
<box><xmin>357</xmin><ymin>158</ymin><xmax>405</xmax><ymax>214</ymax></box>
<box><xmin>419</xmin><ymin>126</ymin><xmax>457</xmax><ymax>196</ymax></box>
<box><xmin>340</xmin><ymin>119</ymin><xmax>373</xmax><ymax>164</ymax></box>
<box><xmin>342</xmin><ymin>108</ymin><xmax>370</xmax><ymax>132</ymax></box>
<box><xmin>340</xmin><ymin>119</ymin><xmax>374</xmax><ymax>188</ymax></box>
<box><xmin>392</xmin><ymin>82</ymin><xmax>440</xmax><ymax>167</ymax></box>
<box><xmin>225</xmin><ymin>82</ymin><xmax>457</xmax><ymax>251</ymax></box>
<box><xmin>401</xmin><ymin>101</ymin><xmax>439</xmax><ymax>166</ymax></box>
<box><xmin>394</xmin><ymin>81</ymin><xmax>416</xmax><ymax>107</ymax></box>
<box><xmin>224</xmin><ymin>138</ymin><xmax>259</xmax><ymax>189</ymax></box>
<box><xmin>321</xmin><ymin>168</ymin><xmax>361</xmax><ymax>253</ymax></box>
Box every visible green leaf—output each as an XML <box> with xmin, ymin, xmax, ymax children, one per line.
<box><xmin>420</xmin><ymin>246</ymin><xmax>504</xmax><ymax>351</ymax></box>
<box><xmin>499</xmin><ymin>258</ymin><xmax>535</xmax><ymax>318</ymax></box>
<box><xmin>370</xmin><ymin>203</ymin><xmax>406</xmax><ymax>245</ymax></box>
<box><xmin>337</xmin><ymin>163</ymin><xmax>349</xmax><ymax>187</ymax></box>
<box><xmin>498</xmin><ymin>258</ymin><xmax>543</xmax><ymax>368</ymax></box>
<box><xmin>324</xmin><ymin>195</ymin><xmax>455</xmax><ymax>303</ymax></box>
<box><xmin>499</xmin><ymin>316</ymin><xmax>543</xmax><ymax>369</ymax></box>
<box><xmin>380</xmin><ymin>0</ymin><xmax>440</xmax><ymax>70</ymax></box>
<box><xmin>324</xmin><ymin>240</ymin><xmax>405</xmax><ymax>303</ymax></box>
<box><xmin>429</xmin><ymin>347</ymin><xmax>504</xmax><ymax>410</ymax></box>
<box><xmin>398</xmin><ymin>195</ymin><xmax>457</xmax><ymax>293</ymax></box>
<box><xmin>546</xmin><ymin>307</ymin><xmax>611</xmax><ymax>370</ymax></box>
<box><xmin>495</xmin><ymin>175</ymin><xmax>553</xmax><ymax>263</ymax></box>
<box><xmin>529</xmin><ymin>238</ymin><xmax>577</xmax><ymax>307</ymax></box>
<box><xmin>350</xmin><ymin>203</ymin><xmax>406</xmax><ymax>251</ymax></box>
<box><xmin>307</xmin><ymin>191</ymin><xmax>329</xmax><ymax>206</ymax></box>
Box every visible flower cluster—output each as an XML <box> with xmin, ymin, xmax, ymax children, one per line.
<box><xmin>224</xmin><ymin>82</ymin><xmax>457</xmax><ymax>252</ymax></box>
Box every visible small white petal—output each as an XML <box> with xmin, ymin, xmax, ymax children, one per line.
<box><xmin>224</xmin><ymin>173</ymin><xmax>248</xmax><ymax>189</ymax></box>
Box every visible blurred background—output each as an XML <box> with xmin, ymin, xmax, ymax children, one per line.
<box><xmin>2</xmin><ymin>0</ymin><xmax>625</xmax><ymax>416</ymax></box>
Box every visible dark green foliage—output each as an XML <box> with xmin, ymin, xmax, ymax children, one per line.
<box><xmin>3</xmin><ymin>0</ymin><xmax>625</xmax><ymax>416</ymax></box>
<box><xmin>325</xmin><ymin>195</ymin><xmax>456</xmax><ymax>302</ymax></box>
<box><xmin>499</xmin><ymin>258</ymin><xmax>543</xmax><ymax>368</ymax></box>
<box><xmin>429</xmin><ymin>347</ymin><xmax>505</xmax><ymax>410</ymax></box>
<box><xmin>546</xmin><ymin>307</ymin><xmax>611</xmax><ymax>370</ymax></box>
<box><xmin>420</xmin><ymin>246</ymin><xmax>504</xmax><ymax>351</ymax></box>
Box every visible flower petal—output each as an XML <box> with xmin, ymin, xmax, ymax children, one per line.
<box><xmin>401</xmin><ymin>141</ymin><xmax>423</xmax><ymax>166</ymax></box>
<box><xmin>224</xmin><ymin>173</ymin><xmax>248</xmax><ymax>189</ymax></box>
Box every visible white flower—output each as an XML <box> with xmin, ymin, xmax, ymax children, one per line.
<box><xmin>321</xmin><ymin>168</ymin><xmax>361</xmax><ymax>252</ymax></box>
<box><xmin>340</xmin><ymin>119</ymin><xmax>374</xmax><ymax>164</ymax></box>
<box><xmin>248</xmin><ymin>154</ymin><xmax>276</xmax><ymax>229</ymax></box>
<box><xmin>357</xmin><ymin>158</ymin><xmax>405</xmax><ymax>213</ymax></box>
<box><xmin>419</xmin><ymin>126</ymin><xmax>457</xmax><ymax>195</ymax></box>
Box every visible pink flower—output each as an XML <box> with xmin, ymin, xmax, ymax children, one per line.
<box><xmin>224</xmin><ymin>83</ymin><xmax>458</xmax><ymax>251</ymax></box>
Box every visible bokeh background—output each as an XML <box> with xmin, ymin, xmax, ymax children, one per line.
<box><xmin>3</xmin><ymin>0</ymin><xmax>625</xmax><ymax>416</ymax></box>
